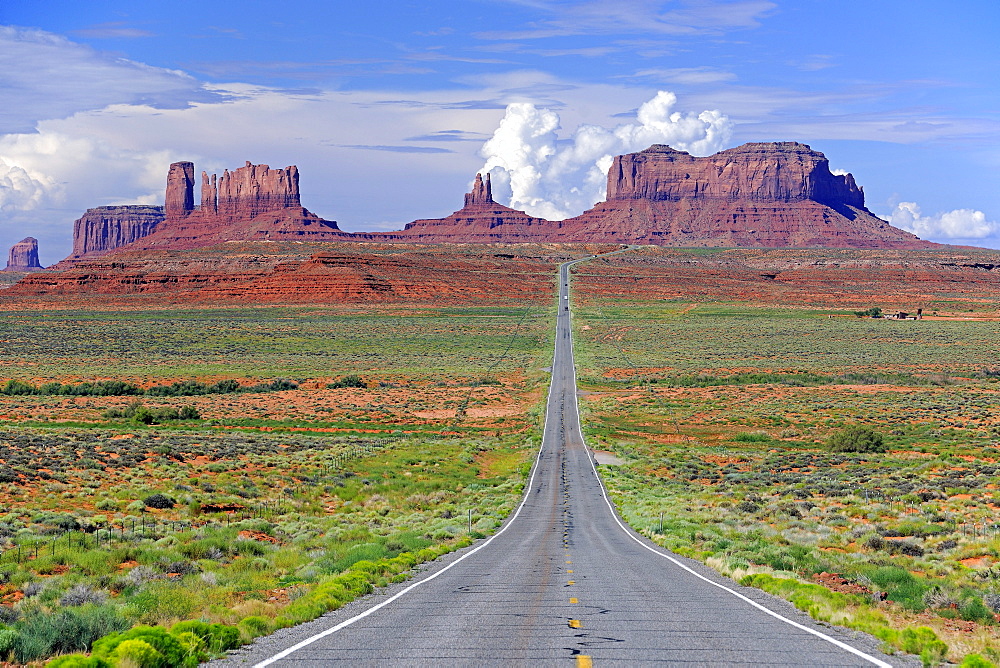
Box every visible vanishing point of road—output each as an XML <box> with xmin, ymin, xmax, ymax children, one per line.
<box><xmin>220</xmin><ymin>255</ymin><xmax>908</xmax><ymax>667</ymax></box>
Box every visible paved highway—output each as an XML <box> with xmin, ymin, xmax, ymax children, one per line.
<box><xmin>223</xmin><ymin>256</ymin><xmax>907</xmax><ymax>667</ymax></box>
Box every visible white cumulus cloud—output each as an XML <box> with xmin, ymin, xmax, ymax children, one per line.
<box><xmin>478</xmin><ymin>90</ymin><xmax>732</xmax><ymax>219</ymax></box>
<box><xmin>0</xmin><ymin>157</ymin><xmax>53</xmax><ymax>212</ymax></box>
<box><xmin>889</xmin><ymin>201</ymin><xmax>999</xmax><ymax>240</ymax></box>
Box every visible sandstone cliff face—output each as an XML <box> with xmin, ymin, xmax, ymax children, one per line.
<box><xmin>165</xmin><ymin>162</ymin><xmax>195</xmax><ymax>217</ymax></box>
<box><xmin>4</xmin><ymin>237</ymin><xmax>44</xmax><ymax>271</ymax></box>
<box><xmin>606</xmin><ymin>143</ymin><xmax>864</xmax><ymax>207</ymax></box>
<box><xmin>67</xmin><ymin>206</ymin><xmax>165</xmax><ymax>260</ymax></box>
<box><xmin>205</xmin><ymin>162</ymin><xmax>301</xmax><ymax>218</ymax></box>
<box><xmin>561</xmin><ymin>142</ymin><xmax>936</xmax><ymax>249</ymax></box>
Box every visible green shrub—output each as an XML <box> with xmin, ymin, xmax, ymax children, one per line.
<box><xmin>143</xmin><ymin>494</ymin><xmax>175</xmax><ymax>510</ymax></box>
<box><xmin>169</xmin><ymin>620</ymin><xmax>240</xmax><ymax>653</ymax></box>
<box><xmin>92</xmin><ymin>626</ymin><xmax>190</xmax><ymax>668</ymax></box>
<box><xmin>899</xmin><ymin>627</ymin><xmax>947</xmax><ymax>665</ymax></box>
<box><xmin>171</xmin><ymin>631</ymin><xmax>207</xmax><ymax>664</ymax></box>
<box><xmin>238</xmin><ymin>615</ymin><xmax>271</xmax><ymax>639</ymax></box>
<box><xmin>960</xmin><ymin>597</ymin><xmax>995</xmax><ymax>624</ymax></box>
<box><xmin>868</xmin><ymin>566</ymin><xmax>927</xmax><ymax>611</ymax></box>
<box><xmin>126</xmin><ymin>583</ymin><xmax>199</xmax><ymax>624</ymax></box>
<box><xmin>826</xmin><ymin>426</ymin><xmax>886</xmax><ymax>453</ymax></box>
<box><xmin>45</xmin><ymin>655</ymin><xmax>111</xmax><ymax>667</ymax></box>
<box><xmin>328</xmin><ymin>375</ymin><xmax>366</xmax><ymax>389</ymax></box>
<box><xmin>0</xmin><ymin>628</ymin><xmax>17</xmax><ymax>655</ymax></box>
<box><xmin>14</xmin><ymin>605</ymin><xmax>129</xmax><ymax>663</ymax></box>
<box><xmin>110</xmin><ymin>639</ymin><xmax>162</xmax><ymax>667</ymax></box>
<box><xmin>733</xmin><ymin>431</ymin><xmax>770</xmax><ymax>443</ymax></box>
<box><xmin>959</xmin><ymin>654</ymin><xmax>995</xmax><ymax>668</ymax></box>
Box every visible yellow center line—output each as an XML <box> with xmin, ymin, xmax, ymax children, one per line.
<box><xmin>569</xmin><ymin>597</ymin><xmax>579</xmax><ymax>603</ymax></box>
<box><xmin>576</xmin><ymin>655</ymin><xmax>593</xmax><ymax>668</ymax></box>
<box><xmin>569</xmin><ymin>619</ymin><xmax>582</xmax><ymax>628</ymax></box>
<box><xmin>567</xmin><ymin>580</ymin><xmax>575</xmax><ymax>585</ymax></box>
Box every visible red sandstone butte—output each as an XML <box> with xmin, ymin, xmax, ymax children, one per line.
<box><xmin>556</xmin><ymin>143</ymin><xmax>938</xmax><ymax>249</ymax></box>
<box><xmin>102</xmin><ymin>160</ymin><xmax>351</xmax><ymax>254</ymax></box>
<box><xmin>4</xmin><ymin>237</ymin><xmax>44</xmax><ymax>271</ymax></box>
<box><xmin>63</xmin><ymin>205</ymin><xmax>166</xmax><ymax>264</ymax></box>
<box><xmin>360</xmin><ymin>173</ymin><xmax>556</xmax><ymax>244</ymax></box>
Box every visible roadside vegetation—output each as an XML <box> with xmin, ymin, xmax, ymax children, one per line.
<box><xmin>573</xmin><ymin>298</ymin><xmax>1000</xmax><ymax>666</ymax></box>
<box><xmin>0</xmin><ymin>305</ymin><xmax>551</xmax><ymax>665</ymax></box>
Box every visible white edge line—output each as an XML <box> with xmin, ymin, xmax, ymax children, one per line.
<box><xmin>251</xmin><ymin>265</ymin><xmax>574</xmax><ymax>667</ymax></box>
<box><xmin>565</xmin><ymin>293</ymin><xmax>893</xmax><ymax>668</ymax></box>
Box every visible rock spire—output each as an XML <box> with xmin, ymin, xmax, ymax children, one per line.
<box><xmin>464</xmin><ymin>173</ymin><xmax>493</xmax><ymax>207</ymax></box>
<box><xmin>165</xmin><ymin>162</ymin><xmax>196</xmax><ymax>217</ymax></box>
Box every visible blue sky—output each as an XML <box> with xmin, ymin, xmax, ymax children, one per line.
<box><xmin>2</xmin><ymin>0</ymin><xmax>998</xmax><ymax>264</ymax></box>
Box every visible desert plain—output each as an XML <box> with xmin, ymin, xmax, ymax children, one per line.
<box><xmin>2</xmin><ymin>241</ymin><xmax>1000</xmax><ymax>664</ymax></box>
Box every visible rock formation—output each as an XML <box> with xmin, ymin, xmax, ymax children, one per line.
<box><xmin>214</xmin><ymin>162</ymin><xmax>301</xmax><ymax>217</ymax></box>
<box><xmin>6</xmin><ymin>241</ymin><xmax>573</xmax><ymax>307</ymax></box>
<box><xmin>559</xmin><ymin>143</ymin><xmax>936</xmax><ymax>249</ymax></box>
<box><xmin>361</xmin><ymin>173</ymin><xmax>556</xmax><ymax>244</ymax></box>
<box><xmin>53</xmin><ymin>143</ymin><xmax>941</xmax><ymax>270</ymax></box>
<box><xmin>464</xmin><ymin>172</ymin><xmax>492</xmax><ymax>207</ymax></box>
<box><xmin>60</xmin><ymin>161</ymin><xmax>349</xmax><ymax>262</ymax></box>
<box><xmin>4</xmin><ymin>237</ymin><xmax>44</xmax><ymax>271</ymax></box>
<box><xmin>165</xmin><ymin>161</ymin><xmax>195</xmax><ymax>217</ymax></box>
<box><xmin>66</xmin><ymin>206</ymin><xmax>165</xmax><ymax>261</ymax></box>
<box><xmin>605</xmin><ymin>143</ymin><xmax>865</xmax><ymax>206</ymax></box>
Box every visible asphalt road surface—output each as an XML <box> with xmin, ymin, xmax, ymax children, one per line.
<box><xmin>220</xmin><ymin>256</ymin><xmax>910</xmax><ymax>667</ymax></box>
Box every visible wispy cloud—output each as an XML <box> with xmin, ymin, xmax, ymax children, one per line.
<box><xmin>478</xmin><ymin>0</ymin><xmax>776</xmax><ymax>40</ymax></box>
<box><xmin>0</xmin><ymin>26</ymin><xmax>221</xmax><ymax>134</ymax></box>
<box><xmin>189</xmin><ymin>58</ymin><xmax>434</xmax><ymax>81</ymax></box>
<box><xmin>404</xmin><ymin>52</ymin><xmax>511</xmax><ymax>65</ymax></box>
<box><xmin>621</xmin><ymin>67</ymin><xmax>738</xmax><ymax>84</ymax></box>
<box><xmin>335</xmin><ymin>144</ymin><xmax>455</xmax><ymax>154</ymax></box>
<box><xmin>405</xmin><ymin>130</ymin><xmax>490</xmax><ymax>142</ymax></box>
<box><xmin>793</xmin><ymin>54</ymin><xmax>836</xmax><ymax>72</ymax></box>
<box><xmin>71</xmin><ymin>22</ymin><xmax>154</xmax><ymax>39</ymax></box>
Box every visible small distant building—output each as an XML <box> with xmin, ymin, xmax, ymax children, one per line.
<box><xmin>887</xmin><ymin>309</ymin><xmax>923</xmax><ymax>321</ymax></box>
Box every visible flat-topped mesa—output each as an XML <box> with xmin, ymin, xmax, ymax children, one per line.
<box><xmin>562</xmin><ymin>141</ymin><xmax>937</xmax><ymax>249</ymax></box>
<box><xmin>4</xmin><ymin>237</ymin><xmax>44</xmax><ymax>271</ymax></box>
<box><xmin>607</xmin><ymin>142</ymin><xmax>865</xmax><ymax>208</ymax></box>
<box><xmin>464</xmin><ymin>173</ymin><xmax>493</xmax><ymax>207</ymax></box>
<box><xmin>68</xmin><ymin>205</ymin><xmax>166</xmax><ymax>259</ymax></box>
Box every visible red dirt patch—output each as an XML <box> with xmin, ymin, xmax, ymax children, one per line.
<box><xmin>238</xmin><ymin>530</ymin><xmax>279</xmax><ymax>544</ymax></box>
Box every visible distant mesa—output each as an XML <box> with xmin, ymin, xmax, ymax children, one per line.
<box><xmin>68</xmin><ymin>205</ymin><xmax>166</xmax><ymax>261</ymax></box>
<box><xmin>62</xmin><ymin>160</ymin><xmax>350</xmax><ymax>264</ymax></box>
<box><xmin>4</xmin><ymin>237</ymin><xmax>44</xmax><ymax>272</ymax></box>
<box><xmin>554</xmin><ymin>142</ymin><xmax>937</xmax><ymax>249</ymax></box>
<box><xmin>49</xmin><ymin>141</ymin><xmax>941</xmax><ymax>272</ymax></box>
